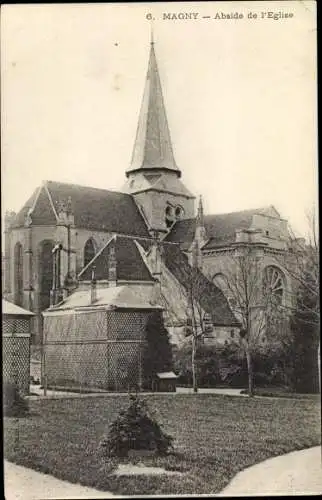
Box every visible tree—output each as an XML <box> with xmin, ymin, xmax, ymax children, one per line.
<box><xmin>182</xmin><ymin>267</ymin><xmax>211</xmax><ymax>393</ymax></box>
<box><xmin>158</xmin><ymin>244</ymin><xmax>226</xmax><ymax>393</ymax></box>
<box><xmin>277</xmin><ymin>209</ymin><xmax>319</xmax><ymax>319</ymax></box>
<box><xmin>290</xmin><ymin>270</ymin><xmax>320</xmax><ymax>392</ymax></box>
<box><xmin>214</xmin><ymin>245</ymin><xmax>287</xmax><ymax>396</ymax></box>
<box><xmin>274</xmin><ymin>209</ymin><xmax>320</xmax><ymax>392</ymax></box>
<box><xmin>147</xmin><ymin>240</ymin><xmax>238</xmax><ymax>394</ymax></box>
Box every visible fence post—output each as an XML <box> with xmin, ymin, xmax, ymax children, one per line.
<box><xmin>138</xmin><ymin>343</ymin><xmax>142</xmax><ymax>393</ymax></box>
<box><xmin>44</xmin><ymin>374</ymin><xmax>47</xmax><ymax>397</ymax></box>
<box><xmin>42</xmin><ymin>347</ymin><xmax>47</xmax><ymax>396</ymax></box>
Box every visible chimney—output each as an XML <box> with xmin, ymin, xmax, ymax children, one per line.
<box><xmin>108</xmin><ymin>239</ymin><xmax>117</xmax><ymax>287</ymax></box>
<box><xmin>148</xmin><ymin>230</ymin><xmax>163</xmax><ymax>279</ymax></box>
<box><xmin>90</xmin><ymin>266</ymin><xmax>97</xmax><ymax>304</ymax></box>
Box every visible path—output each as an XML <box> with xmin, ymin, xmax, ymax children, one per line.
<box><xmin>28</xmin><ymin>384</ymin><xmax>244</xmax><ymax>399</ymax></box>
<box><xmin>5</xmin><ymin>447</ymin><xmax>322</xmax><ymax>498</ymax></box>
<box><xmin>220</xmin><ymin>446</ymin><xmax>322</xmax><ymax>496</ymax></box>
<box><xmin>4</xmin><ymin>460</ymin><xmax>117</xmax><ymax>500</ymax></box>
<box><xmin>176</xmin><ymin>387</ymin><xmax>244</xmax><ymax>396</ymax></box>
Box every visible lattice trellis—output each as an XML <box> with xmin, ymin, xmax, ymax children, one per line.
<box><xmin>44</xmin><ymin>314</ymin><xmax>74</xmax><ymax>343</ymax></box>
<box><xmin>107</xmin><ymin>311</ymin><xmax>151</xmax><ymax>340</ymax></box>
<box><xmin>3</xmin><ymin>336</ymin><xmax>30</xmax><ymax>394</ymax></box>
<box><xmin>3</xmin><ymin>318</ymin><xmax>30</xmax><ymax>334</ymax></box>
<box><xmin>43</xmin><ymin>310</ymin><xmax>149</xmax><ymax>391</ymax></box>
<box><xmin>107</xmin><ymin>341</ymin><xmax>143</xmax><ymax>391</ymax></box>
<box><xmin>45</xmin><ymin>342</ymin><xmax>109</xmax><ymax>388</ymax></box>
<box><xmin>75</xmin><ymin>311</ymin><xmax>107</xmax><ymax>340</ymax></box>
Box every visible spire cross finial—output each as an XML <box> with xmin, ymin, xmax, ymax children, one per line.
<box><xmin>198</xmin><ymin>195</ymin><xmax>203</xmax><ymax>214</ymax></box>
<box><xmin>150</xmin><ymin>19</ymin><xmax>154</xmax><ymax>45</ymax></box>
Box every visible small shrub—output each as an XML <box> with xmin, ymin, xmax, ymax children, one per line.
<box><xmin>3</xmin><ymin>382</ymin><xmax>29</xmax><ymax>417</ymax></box>
<box><xmin>99</xmin><ymin>394</ymin><xmax>174</xmax><ymax>458</ymax></box>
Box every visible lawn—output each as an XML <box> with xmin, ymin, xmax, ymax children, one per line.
<box><xmin>4</xmin><ymin>394</ymin><xmax>321</xmax><ymax>496</ymax></box>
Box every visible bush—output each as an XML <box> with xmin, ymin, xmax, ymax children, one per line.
<box><xmin>174</xmin><ymin>342</ymin><xmax>293</xmax><ymax>389</ymax></box>
<box><xmin>174</xmin><ymin>343</ymin><xmax>223</xmax><ymax>387</ymax></box>
<box><xmin>3</xmin><ymin>382</ymin><xmax>29</xmax><ymax>417</ymax></box>
<box><xmin>142</xmin><ymin>312</ymin><xmax>173</xmax><ymax>390</ymax></box>
<box><xmin>99</xmin><ymin>395</ymin><xmax>174</xmax><ymax>458</ymax></box>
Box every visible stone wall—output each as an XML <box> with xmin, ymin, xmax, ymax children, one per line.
<box><xmin>134</xmin><ymin>189</ymin><xmax>195</xmax><ymax>232</ymax></box>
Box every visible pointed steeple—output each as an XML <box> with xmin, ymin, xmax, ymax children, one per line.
<box><xmin>191</xmin><ymin>195</ymin><xmax>207</xmax><ymax>270</ymax></box>
<box><xmin>196</xmin><ymin>195</ymin><xmax>204</xmax><ymax>227</ymax></box>
<box><xmin>126</xmin><ymin>35</ymin><xmax>181</xmax><ymax>178</ymax></box>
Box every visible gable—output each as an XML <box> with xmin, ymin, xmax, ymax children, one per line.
<box><xmin>10</xmin><ymin>185</ymin><xmax>56</xmax><ymax>228</ymax></box>
<box><xmin>78</xmin><ymin>235</ymin><xmax>154</xmax><ymax>283</ymax></box>
<box><xmin>10</xmin><ymin>189</ymin><xmax>39</xmax><ymax>228</ymax></box>
<box><xmin>31</xmin><ymin>186</ymin><xmax>57</xmax><ymax>225</ymax></box>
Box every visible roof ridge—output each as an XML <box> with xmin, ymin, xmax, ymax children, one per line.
<box><xmin>204</xmin><ymin>207</ymin><xmax>269</xmax><ymax>218</ymax></box>
<box><xmin>42</xmin><ymin>181</ymin><xmax>59</xmax><ymax>221</ymax></box>
<box><xmin>45</xmin><ymin>180</ymin><xmax>134</xmax><ymax>198</ymax></box>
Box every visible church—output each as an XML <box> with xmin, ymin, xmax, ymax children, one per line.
<box><xmin>3</xmin><ymin>37</ymin><xmax>296</xmax><ymax>352</ymax></box>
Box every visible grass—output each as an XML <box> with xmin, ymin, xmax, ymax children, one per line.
<box><xmin>4</xmin><ymin>394</ymin><xmax>321</xmax><ymax>495</ymax></box>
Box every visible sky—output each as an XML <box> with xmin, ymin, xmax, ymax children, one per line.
<box><xmin>1</xmin><ymin>2</ymin><xmax>317</xmax><ymax>237</ymax></box>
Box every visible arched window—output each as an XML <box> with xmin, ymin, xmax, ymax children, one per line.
<box><xmin>14</xmin><ymin>242</ymin><xmax>23</xmax><ymax>306</ymax></box>
<box><xmin>263</xmin><ymin>266</ymin><xmax>287</xmax><ymax>340</ymax></box>
<box><xmin>84</xmin><ymin>238</ymin><xmax>96</xmax><ymax>267</ymax></box>
<box><xmin>263</xmin><ymin>266</ymin><xmax>285</xmax><ymax>307</ymax></box>
<box><xmin>165</xmin><ymin>203</ymin><xmax>176</xmax><ymax>228</ymax></box>
<box><xmin>175</xmin><ymin>205</ymin><xmax>184</xmax><ymax>219</ymax></box>
<box><xmin>39</xmin><ymin>240</ymin><xmax>55</xmax><ymax>311</ymax></box>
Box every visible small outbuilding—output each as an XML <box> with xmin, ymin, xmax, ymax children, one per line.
<box><xmin>153</xmin><ymin>371</ymin><xmax>178</xmax><ymax>392</ymax></box>
<box><xmin>42</xmin><ymin>234</ymin><xmax>174</xmax><ymax>392</ymax></box>
<box><xmin>2</xmin><ymin>299</ymin><xmax>34</xmax><ymax>395</ymax></box>
<box><xmin>42</xmin><ymin>285</ymin><xmax>164</xmax><ymax>392</ymax></box>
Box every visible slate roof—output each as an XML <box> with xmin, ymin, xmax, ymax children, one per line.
<box><xmin>11</xmin><ymin>181</ymin><xmax>150</xmax><ymax>237</ymax></box>
<box><xmin>44</xmin><ymin>285</ymin><xmax>162</xmax><ymax>312</ymax></box>
<box><xmin>2</xmin><ymin>299</ymin><xmax>34</xmax><ymax>316</ymax></box>
<box><xmin>164</xmin><ymin>218</ymin><xmax>196</xmax><ymax>250</ymax></box>
<box><xmin>127</xmin><ymin>41</ymin><xmax>181</xmax><ymax>178</ymax></box>
<box><xmin>165</xmin><ymin>208</ymin><xmax>269</xmax><ymax>249</ymax></box>
<box><xmin>161</xmin><ymin>243</ymin><xmax>239</xmax><ymax>326</ymax></box>
<box><xmin>12</xmin><ymin>189</ymin><xmax>40</xmax><ymax>228</ymax></box>
<box><xmin>78</xmin><ymin>235</ymin><xmax>155</xmax><ymax>283</ymax></box>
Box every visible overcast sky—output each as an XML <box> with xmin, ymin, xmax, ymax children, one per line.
<box><xmin>1</xmin><ymin>2</ymin><xmax>317</xmax><ymax>236</ymax></box>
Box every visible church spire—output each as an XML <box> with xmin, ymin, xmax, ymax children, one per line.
<box><xmin>126</xmin><ymin>34</ymin><xmax>181</xmax><ymax>178</ymax></box>
<box><xmin>196</xmin><ymin>195</ymin><xmax>204</xmax><ymax>227</ymax></box>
